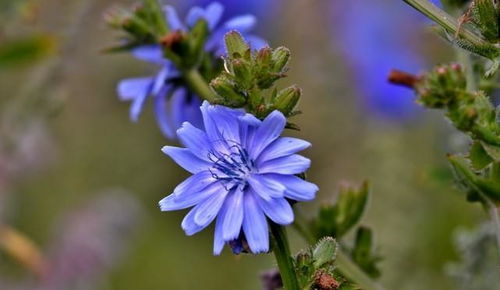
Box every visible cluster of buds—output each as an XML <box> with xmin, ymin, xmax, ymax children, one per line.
<box><xmin>390</xmin><ymin>64</ymin><xmax>500</xmax><ymax>145</ymax></box>
<box><xmin>105</xmin><ymin>0</ymin><xmax>168</xmax><ymax>51</ymax></box>
<box><xmin>210</xmin><ymin>31</ymin><xmax>300</xmax><ymax>119</ymax></box>
<box><xmin>389</xmin><ymin>63</ymin><xmax>500</xmax><ymax>205</ymax></box>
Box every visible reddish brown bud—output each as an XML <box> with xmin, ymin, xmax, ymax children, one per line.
<box><xmin>388</xmin><ymin>69</ymin><xmax>419</xmax><ymax>89</ymax></box>
<box><xmin>313</xmin><ymin>270</ymin><xmax>340</xmax><ymax>290</ymax></box>
<box><xmin>160</xmin><ymin>31</ymin><xmax>185</xmax><ymax>49</ymax></box>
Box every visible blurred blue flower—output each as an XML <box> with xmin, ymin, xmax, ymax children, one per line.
<box><xmin>117</xmin><ymin>2</ymin><xmax>266</xmax><ymax>138</ymax></box>
<box><xmin>159</xmin><ymin>101</ymin><xmax>318</xmax><ymax>254</ymax></box>
<box><xmin>332</xmin><ymin>0</ymin><xmax>425</xmax><ymax>120</ymax></box>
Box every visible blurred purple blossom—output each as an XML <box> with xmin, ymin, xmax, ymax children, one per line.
<box><xmin>118</xmin><ymin>2</ymin><xmax>266</xmax><ymax>139</ymax></box>
<box><xmin>331</xmin><ymin>0</ymin><xmax>427</xmax><ymax>120</ymax></box>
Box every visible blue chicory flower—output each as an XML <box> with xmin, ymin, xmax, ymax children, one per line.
<box><xmin>159</xmin><ymin>101</ymin><xmax>318</xmax><ymax>254</ymax></box>
<box><xmin>117</xmin><ymin>2</ymin><xmax>266</xmax><ymax>139</ymax></box>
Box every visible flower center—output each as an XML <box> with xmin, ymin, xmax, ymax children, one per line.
<box><xmin>208</xmin><ymin>144</ymin><xmax>255</xmax><ymax>190</ymax></box>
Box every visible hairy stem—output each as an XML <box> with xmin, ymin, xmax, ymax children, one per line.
<box><xmin>402</xmin><ymin>0</ymin><xmax>487</xmax><ymax>47</ymax></box>
<box><xmin>270</xmin><ymin>223</ymin><xmax>300</xmax><ymax>290</ymax></box>
<box><xmin>182</xmin><ymin>69</ymin><xmax>218</xmax><ymax>103</ymax></box>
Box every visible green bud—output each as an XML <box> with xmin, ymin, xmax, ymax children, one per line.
<box><xmin>256</xmin><ymin>46</ymin><xmax>272</xmax><ymax>68</ymax></box>
<box><xmin>312</xmin><ymin>237</ymin><xmax>337</xmax><ymax>268</ymax></box>
<box><xmin>232</xmin><ymin>59</ymin><xmax>253</xmax><ymax>89</ymax></box>
<box><xmin>187</xmin><ymin>20</ymin><xmax>209</xmax><ymax>62</ymax></box>
<box><xmin>271</xmin><ymin>46</ymin><xmax>291</xmax><ymax>73</ymax></box>
<box><xmin>210</xmin><ymin>75</ymin><xmax>246</xmax><ymax>106</ymax></box>
<box><xmin>274</xmin><ymin>85</ymin><xmax>301</xmax><ymax>116</ymax></box>
<box><xmin>224</xmin><ymin>31</ymin><xmax>249</xmax><ymax>59</ymax></box>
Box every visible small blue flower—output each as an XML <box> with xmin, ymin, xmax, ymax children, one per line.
<box><xmin>117</xmin><ymin>2</ymin><xmax>266</xmax><ymax>139</ymax></box>
<box><xmin>159</xmin><ymin>101</ymin><xmax>318</xmax><ymax>254</ymax></box>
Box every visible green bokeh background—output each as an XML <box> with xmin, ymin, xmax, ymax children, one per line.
<box><xmin>0</xmin><ymin>0</ymin><xmax>486</xmax><ymax>289</ymax></box>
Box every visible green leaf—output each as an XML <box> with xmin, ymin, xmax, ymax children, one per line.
<box><xmin>469</xmin><ymin>141</ymin><xmax>493</xmax><ymax>170</ymax></box>
<box><xmin>448</xmin><ymin>154</ymin><xmax>500</xmax><ymax>205</ymax></box>
<box><xmin>351</xmin><ymin>227</ymin><xmax>382</xmax><ymax>279</ymax></box>
<box><xmin>310</xmin><ymin>181</ymin><xmax>370</xmax><ymax>240</ymax></box>
<box><xmin>224</xmin><ymin>31</ymin><xmax>249</xmax><ymax>59</ymax></box>
<box><xmin>0</xmin><ymin>35</ymin><xmax>56</xmax><ymax>68</ymax></box>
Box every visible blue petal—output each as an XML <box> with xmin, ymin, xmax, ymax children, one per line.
<box><xmin>131</xmin><ymin>45</ymin><xmax>164</xmax><ymax>63</ymax></box>
<box><xmin>246</xmin><ymin>35</ymin><xmax>267</xmax><ymax>50</ymax></box>
<box><xmin>249</xmin><ymin>110</ymin><xmax>286</xmax><ymax>159</ymax></box>
<box><xmin>169</xmin><ymin>170</ymin><xmax>215</xmax><ymax>197</ymax></box>
<box><xmin>159</xmin><ymin>182</ymin><xmax>223</xmax><ymax>211</ymax></box>
<box><xmin>200</xmin><ymin>101</ymin><xmax>241</xmax><ymax>153</ymax></box>
<box><xmin>117</xmin><ymin>77</ymin><xmax>152</xmax><ymax>101</ymax></box>
<box><xmin>186</xmin><ymin>6</ymin><xmax>205</xmax><ymax>27</ymax></box>
<box><xmin>164</xmin><ymin>5</ymin><xmax>186</xmax><ymax>30</ymax></box>
<box><xmin>220</xmin><ymin>187</ymin><xmax>244</xmax><ymax>240</ymax></box>
<box><xmin>213</xmin><ymin>202</ymin><xmax>227</xmax><ymax>255</ymax></box>
<box><xmin>151</xmin><ymin>65</ymin><xmax>171</xmax><ymax>96</ymax></box>
<box><xmin>256</xmin><ymin>196</ymin><xmax>294</xmax><ymax>225</ymax></box>
<box><xmin>193</xmin><ymin>190</ymin><xmax>229</xmax><ymax>227</ymax></box>
<box><xmin>243</xmin><ymin>191</ymin><xmax>269</xmax><ymax>253</ymax></box>
<box><xmin>154</xmin><ymin>90</ymin><xmax>176</xmax><ymax>139</ymax></box>
<box><xmin>177</xmin><ymin>122</ymin><xmax>212</xmax><ymax>161</ymax></box>
<box><xmin>224</xmin><ymin>15</ymin><xmax>256</xmax><ymax>32</ymax></box>
<box><xmin>203</xmin><ymin>2</ymin><xmax>224</xmax><ymax>30</ymax></box>
<box><xmin>257</xmin><ymin>137</ymin><xmax>311</xmax><ymax>163</ymax></box>
<box><xmin>266</xmin><ymin>174</ymin><xmax>318</xmax><ymax>201</ymax></box>
<box><xmin>162</xmin><ymin>146</ymin><xmax>212</xmax><ymax>174</ymax></box>
<box><xmin>181</xmin><ymin>207</ymin><xmax>205</xmax><ymax>236</ymax></box>
<box><xmin>129</xmin><ymin>81</ymin><xmax>152</xmax><ymax>122</ymax></box>
<box><xmin>170</xmin><ymin>88</ymin><xmax>189</xmax><ymax>130</ymax></box>
<box><xmin>258</xmin><ymin>154</ymin><xmax>311</xmax><ymax>174</ymax></box>
<box><xmin>247</xmin><ymin>174</ymin><xmax>286</xmax><ymax>201</ymax></box>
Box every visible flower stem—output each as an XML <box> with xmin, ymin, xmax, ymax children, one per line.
<box><xmin>182</xmin><ymin>68</ymin><xmax>218</xmax><ymax>103</ymax></box>
<box><xmin>270</xmin><ymin>223</ymin><xmax>300</xmax><ymax>290</ymax></box>
<box><xmin>402</xmin><ymin>0</ymin><xmax>487</xmax><ymax>47</ymax></box>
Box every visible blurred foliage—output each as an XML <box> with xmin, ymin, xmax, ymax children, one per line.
<box><xmin>0</xmin><ymin>0</ymin><xmax>488</xmax><ymax>289</ymax></box>
<box><xmin>0</xmin><ymin>35</ymin><xmax>56</xmax><ymax>69</ymax></box>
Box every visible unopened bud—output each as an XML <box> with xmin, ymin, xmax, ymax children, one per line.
<box><xmin>271</xmin><ymin>47</ymin><xmax>291</xmax><ymax>73</ymax></box>
<box><xmin>210</xmin><ymin>76</ymin><xmax>246</xmax><ymax>106</ymax></box>
<box><xmin>232</xmin><ymin>59</ymin><xmax>253</xmax><ymax>89</ymax></box>
<box><xmin>274</xmin><ymin>86</ymin><xmax>301</xmax><ymax>115</ymax></box>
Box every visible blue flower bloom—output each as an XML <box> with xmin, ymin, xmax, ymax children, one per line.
<box><xmin>117</xmin><ymin>2</ymin><xmax>266</xmax><ymax>138</ymax></box>
<box><xmin>159</xmin><ymin>101</ymin><xmax>318</xmax><ymax>254</ymax></box>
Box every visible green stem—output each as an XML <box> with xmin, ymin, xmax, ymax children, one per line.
<box><xmin>336</xmin><ymin>251</ymin><xmax>387</xmax><ymax>290</ymax></box>
<box><xmin>402</xmin><ymin>0</ymin><xmax>487</xmax><ymax>47</ymax></box>
<box><xmin>270</xmin><ymin>223</ymin><xmax>300</xmax><ymax>290</ymax></box>
<box><xmin>182</xmin><ymin>68</ymin><xmax>218</xmax><ymax>103</ymax></box>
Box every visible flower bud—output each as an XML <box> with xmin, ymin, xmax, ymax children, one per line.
<box><xmin>232</xmin><ymin>59</ymin><xmax>253</xmax><ymax>89</ymax></box>
<box><xmin>210</xmin><ymin>76</ymin><xmax>246</xmax><ymax>106</ymax></box>
<box><xmin>274</xmin><ymin>86</ymin><xmax>301</xmax><ymax>116</ymax></box>
<box><xmin>271</xmin><ymin>46</ymin><xmax>291</xmax><ymax>73</ymax></box>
